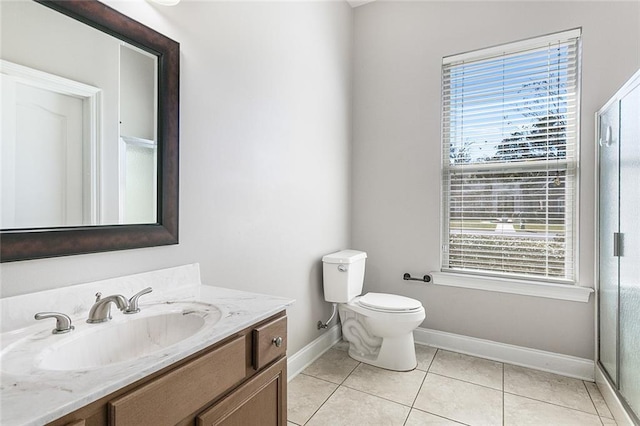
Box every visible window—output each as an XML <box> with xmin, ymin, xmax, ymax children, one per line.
<box><xmin>441</xmin><ymin>29</ymin><xmax>581</xmax><ymax>284</ymax></box>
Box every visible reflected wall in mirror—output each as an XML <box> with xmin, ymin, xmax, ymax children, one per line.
<box><xmin>0</xmin><ymin>0</ymin><xmax>179</xmax><ymax>262</ymax></box>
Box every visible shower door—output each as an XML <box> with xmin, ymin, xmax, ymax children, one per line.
<box><xmin>618</xmin><ymin>77</ymin><xmax>640</xmax><ymax>419</ymax></box>
<box><xmin>597</xmin><ymin>70</ymin><xmax>640</xmax><ymax>422</ymax></box>
<box><xmin>598</xmin><ymin>101</ymin><xmax>619</xmax><ymax>385</ymax></box>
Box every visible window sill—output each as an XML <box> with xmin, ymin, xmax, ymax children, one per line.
<box><xmin>430</xmin><ymin>272</ymin><xmax>593</xmax><ymax>303</ymax></box>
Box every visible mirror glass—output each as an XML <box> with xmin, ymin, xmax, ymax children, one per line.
<box><xmin>0</xmin><ymin>0</ymin><xmax>178</xmax><ymax>262</ymax></box>
<box><xmin>1</xmin><ymin>0</ymin><xmax>158</xmax><ymax>229</ymax></box>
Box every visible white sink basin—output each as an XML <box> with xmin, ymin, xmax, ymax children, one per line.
<box><xmin>1</xmin><ymin>302</ymin><xmax>222</xmax><ymax>373</ymax></box>
<box><xmin>39</xmin><ymin>312</ymin><xmax>205</xmax><ymax>370</ymax></box>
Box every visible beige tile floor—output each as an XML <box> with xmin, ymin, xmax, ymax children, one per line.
<box><xmin>288</xmin><ymin>340</ymin><xmax>616</xmax><ymax>426</ymax></box>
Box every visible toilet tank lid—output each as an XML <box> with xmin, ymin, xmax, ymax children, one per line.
<box><xmin>322</xmin><ymin>250</ymin><xmax>367</xmax><ymax>264</ymax></box>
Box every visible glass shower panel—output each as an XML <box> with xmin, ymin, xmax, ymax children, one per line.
<box><xmin>619</xmin><ymin>84</ymin><xmax>640</xmax><ymax>415</ymax></box>
<box><xmin>598</xmin><ymin>102</ymin><xmax>620</xmax><ymax>384</ymax></box>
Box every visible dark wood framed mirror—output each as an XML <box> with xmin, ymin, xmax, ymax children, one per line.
<box><xmin>0</xmin><ymin>0</ymin><xmax>179</xmax><ymax>262</ymax></box>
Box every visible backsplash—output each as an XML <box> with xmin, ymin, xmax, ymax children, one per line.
<box><xmin>0</xmin><ymin>264</ymin><xmax>202</xmax><ymax>332</ymax></box>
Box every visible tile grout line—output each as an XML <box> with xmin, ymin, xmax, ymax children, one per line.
<box><xmin>583</xmin><ymin>379</ymin><xmax>598</xmax><ymax>410</ymax></box>
<box><xmin>409</xmin><ymin>348</ymin><xmax>439</xmax><ymax>409</ymax></box>
<box><xmin>405</xmin><ymin>349</ymin><xmax>474</xmax><ymax>426</ymax></box>
<box><xmin>293</xmin><ymin>343</ymin><xmax>361</xmax><ymax>425</ymax></box>
<box><xmin>305</xmin><ymin>346</ymin><xmax>441</xmax><ymax>426</ymax></box>
<box><xmin>348</xmin><ymin>384</ymin><xmax>471</xmax><ymax>426</ymax></box>
<box><xmin>503</xmin><ymin>390</ymin><xmax>603</xmax><ymax>417</ymax></box>
<box><xmin>320</xmin><ymin>382</ymin><xmax>414</xmax><ymax>421</ymax></box>
<box><xmin>406</xmin><ymin>346</ymin><xmax>435</xmax><ymax>426</ymax></box>
<box><xmin>583</xmin><ymin>379</ymin><xmax>616</xmax><ymax>423</ymax></box>
<box><xmin>410</xmin><ymin>406</ymin><xmax>473</xmax><ymax>426</ymax></box>
<box><xmin>583</xmin><ymin>379</ymin><xmax>605</xmax><ymax>425</ymax></box>
<box><xmin>297</xmin><ymin>371</ymin><xmax>346</xmax><ymax>387</ymax></box>
<box><xmin>409</xmin><ymin>370</ymin><xmax>429</xmax><ymax>410</ymax></box>
<box><xmin>427</xmin><ymin>371</ymin><xmax>503</xmax><ymax>392</ymax></box>
<box><xmin>343</xmin><ymin>346</ymin><xmax>437</xmax><ymax>409</ymax></box>
<box><xmin>426</xmin><ymin>348</ymin><xmax>439</xmax><ymax>372</ymax></box>
<box><xmin>300</xmin><ymin>360</ymin><xmax>361</xmax><ymax>426</ymax></box>
<box><xmin>341</xmin><ymin>348</ymin><xmax>443</xmax><ymax>426</ymax></box>
<box><xmin>301</xmin><ymin>384</ymin><xmax>341</xmax><ymax>426</ymax></box>
<box><xmin>341</xmin><ymin>361</ymin><xmax>361</xmax><ymax>385</ymax></box>
<box><xmin>339</xmin><ymin>380</ymin><xmax>420</xmax><ymax>410</ymax></box>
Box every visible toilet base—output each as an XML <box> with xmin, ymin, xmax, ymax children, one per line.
<box><xmin>346</xmin><ymin>333</ymin><xmax>417</xmax><ymax>371</ymax></box>
<box><xmin>338</xmin><ymin>300</ymin><xmax>423</xmax><ymax>372</ymax></box>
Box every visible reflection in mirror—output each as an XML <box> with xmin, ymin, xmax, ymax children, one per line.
<box><xmin>0</xmin><ymin>0</ymin><xmax>179</xmax><ymax>262</ymax></box>
<box><xmin>1</xmin><ymin>59</ymin><xmax>101</xmax><ymax>228</ymax></box>
<box><xmin>119</xmin><ymin>44</ymin><xmax>158</xmax><ymax>225</ymax></box>
<box><xmin>1</xmin><ymin>0</ymin><xmax>158</xmax><ymax>229</ymax></box>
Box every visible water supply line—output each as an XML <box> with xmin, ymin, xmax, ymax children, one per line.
<box><xmin>317</xmin><ymin>303</ymin><xmax>338</xmax><ymax>330</ymax></box>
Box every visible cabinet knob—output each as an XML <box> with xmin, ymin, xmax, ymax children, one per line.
<box><xmin>272</xmin><ymin>336</ymin><xmax>283</xmax><ymax>347</ymax></box>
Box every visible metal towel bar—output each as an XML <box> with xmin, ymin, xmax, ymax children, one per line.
<box><xmin>403</xmin><ymin>273</ymin><xmax>432</xmax><ymax>283</ymax></box>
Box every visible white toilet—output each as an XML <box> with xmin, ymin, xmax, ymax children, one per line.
<box><xmin>322</xmin><ymin>249</ymin><xmax>425</xmax><ymax>371</ymax></box>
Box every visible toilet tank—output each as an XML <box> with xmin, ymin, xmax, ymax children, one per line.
<box><xmin>322</xmin><ymin>250</ymin><xmax>367</xmax><ymax>303</ymax></box>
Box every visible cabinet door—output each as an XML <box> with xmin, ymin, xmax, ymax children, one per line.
<box><xmin>109</xmin><ymin>336</ymin><xmax>246</xmax><ymax>426</ymax></box>
<box><xmin>598</xmin><ymin>100</ymin><xmax>620</xmax><ymax>384</ymax></box>
<box><xmin>197</xmin><ymin>357</ymin><xmax>286</xmax><ymax>426</ymax></box>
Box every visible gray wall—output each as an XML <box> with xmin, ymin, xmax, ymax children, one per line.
<box><xmin>351</xmin><ymin>1</ymin><xmax>640</xmax><ymax>359</ymax></box>
<box><xmin>3</xmin><ymin>0</ymin><xmax>639</xmax><ymax>361</ymax></box>
<box><xmin>0</xmin><ymin>0</ymin><xmax>354</xmax><ymax>356</ymax></box>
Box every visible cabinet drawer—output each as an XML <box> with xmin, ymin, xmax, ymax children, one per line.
<box><xmin>252</xmin><ymin>316</ymin><xmax>287</xmax><ymax>370</ymax></box>
<box><xmin>108</xmin><ymin>336</ymin><xmax>246</xmax><ymax>426</ymax></box>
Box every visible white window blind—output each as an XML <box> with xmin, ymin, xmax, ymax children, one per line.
<box><xmin>441</xmin><ymin>29</ymin><xmax>581</xmax><ymax>283</ymax></box>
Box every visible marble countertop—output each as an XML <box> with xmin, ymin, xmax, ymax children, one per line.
<box><xmin>0</xmin><ymin>284</ymin><xmax>293</xmax><ymax>426</ymax></box>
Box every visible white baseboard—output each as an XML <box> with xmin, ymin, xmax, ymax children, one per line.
<box><xmin>595</xmin><ymin>364</ymin><xmax>636</xmax><ymax>426</ymax></box>
<box><xmin>287</xmin><ymin>324</ymin><xmax>342</xmax><ymax>381</ymax></box>
<box><xmin>414</xmin><ymin>327</ymin><xmax>595</xmax><ymax>381</ymax></box>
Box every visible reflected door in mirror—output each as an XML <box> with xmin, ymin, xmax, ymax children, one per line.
<box><xmin>1</xmin><ymin>67</ymin><xmax>96</xmax><ymax>229</ymax></box>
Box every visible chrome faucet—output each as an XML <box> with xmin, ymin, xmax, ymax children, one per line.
<box><xmin>35</xmin><ymin>312</ymin><xmax>75</xmax><ymax>334</ymax></box>
<box><xmin>124</xmin><ymin>287</ymin><xmax>153</xmax><ymax>314</ymax></box>
<box><xmin>86</xmin><ymin>292</ymin><xmax>129</xmax><ymax>323</ymax></box>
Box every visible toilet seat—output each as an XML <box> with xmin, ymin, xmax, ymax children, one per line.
<box><xmin>357</xmin><ymin>292</ymin><xmax>422</xmax><ymax>313</ymax></box>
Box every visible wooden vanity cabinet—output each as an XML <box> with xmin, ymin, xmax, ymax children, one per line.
<box><xmin>49</xmin><ymin>312</ymin><xmax>287</xmax><ymax>426</ymax></box>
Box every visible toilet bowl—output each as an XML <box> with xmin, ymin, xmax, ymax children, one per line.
<box><xmin>338</xmin><ymin>293</ymin><xmax>425</xmax><ymax>371</ymax></box>
<box><xmin>322</xmin><ymin>250</ymin><xmax>426</xmax><ymax>371</ymax></box>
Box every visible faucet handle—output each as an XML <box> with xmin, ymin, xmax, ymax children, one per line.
<box><xmin>35</xmin><ymin>312</ymin><xmax>75</xmax><ymax>334</ymax></box>
<box><xmin>124</xmin><ymin>287</ymin><xmax>153</xmax><ymax>314</ymax></box>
